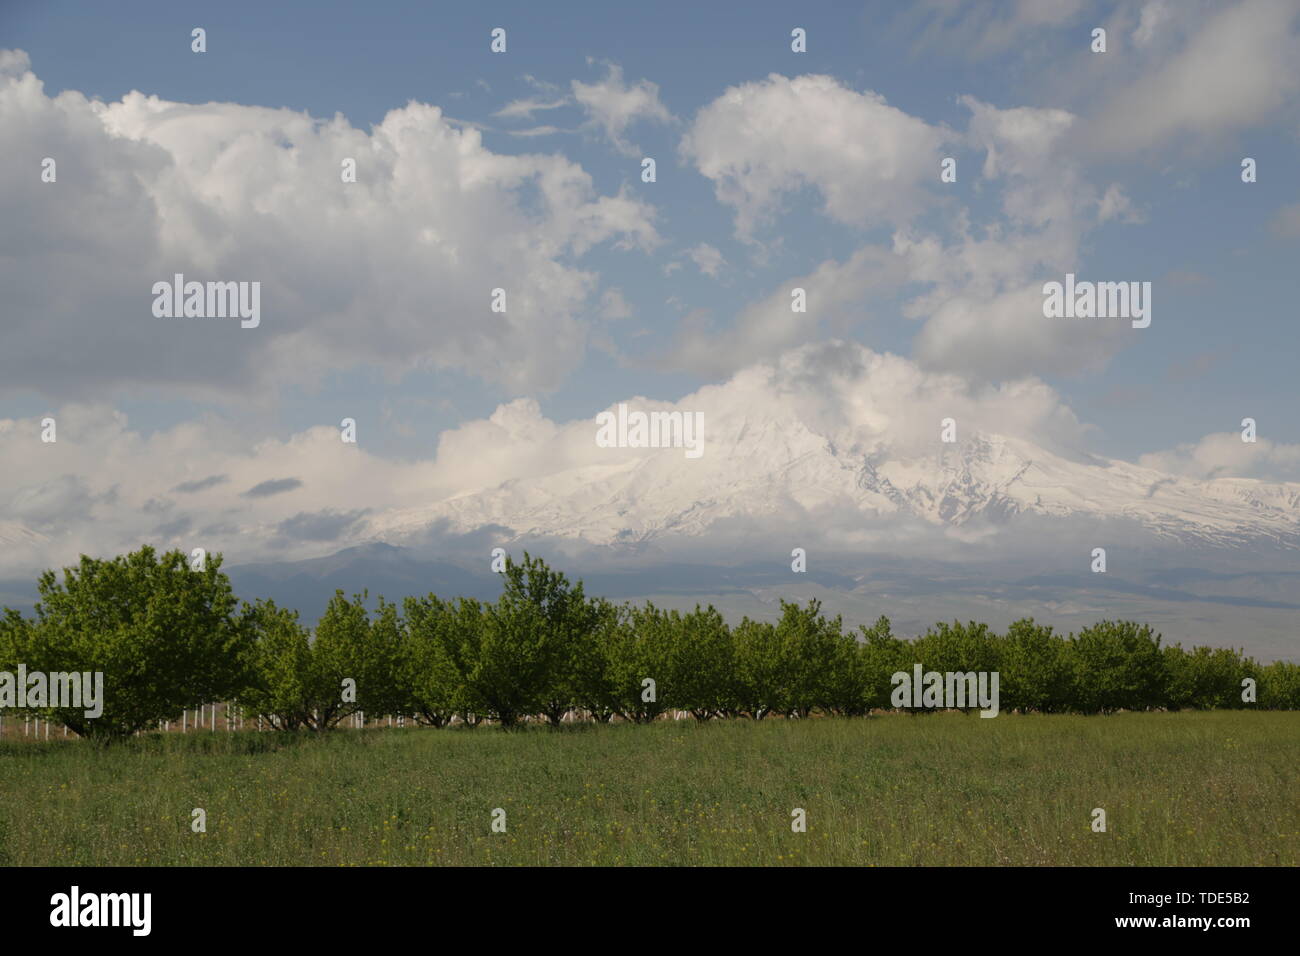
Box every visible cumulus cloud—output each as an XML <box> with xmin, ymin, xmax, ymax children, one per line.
<box><xmin>680</xmin><ymin>74</ymin><xmax>948</xmax><ymax>240</ymax></box>
<box><xmin>0</xmin><ymin>402</ymin><xmax>433</xmax><ymax>574</ymax></box>
<box><xmin>658</xmin><ymin>245</ymin><xmax>907</xmax><ymax>377</ymax></box>
<box><xmin>889</xmin><ymin>1</ymin><xmax>1300</xmax><ymax>163</ymax></box>
<box><xmin>1139</xmin><ymin>431</ymin><xmax>1300</xmax><ymax>481</ymax></box>
<box><xmin>1081</xmin><ymin>0</ymin><xmax>1300</xmax><ymax>155</ymax></box>
<box><xmin>909</xmin><ymin>281</ymin><xmax>1131</xmax><ymax>380</ymax></box>
<box><xmin>959</xmin><ymin>95</ymin><xmax>1080</xmax><ymax>232</ymax></box>
<box><xmin>901</xmin><ymin>97</ymin><xmax>1142</xmax><ymax>379</ymax></box>
<box><xmin>0</xmin><ymin>52</ymin><xmax>659</xmax><ymax>402</ymax></box>
<box><xmin>674</xmin><ymin>82</ymin><xmax>1141</xmax><ymax>381</ymax></box>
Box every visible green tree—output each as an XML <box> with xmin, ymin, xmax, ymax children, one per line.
<box><xmin>858</xmin><ymin>616</ymin><xmax>908</xmax><ymax>711</ymax></box>
<box><xmin>1259</xmin><ymin>660</ymin><xmax>1300</xmax><ymax>710</ymax></box>
<box><xmin>731</xmin><ymin>617</ymin><xmax>783</xmax><ymax>719</ymax></box>
<box><xmin>7</xmin><ymin>546</ymin><xmax>252</xmax><ymax>741</ymax></box>
<box><xmin>1066</xmin><ymin>620</ymin><xmax>1167</xmax><ymax>714</ymax></box>
<box><xmin>904</xmin><ymin>620</ymin><xmax>1000</xmax><ymax>714</ymax></box>
<box><xmin>572</xmin><ymin>598</ymin><xmax>625</xmax><ymax>723</ymax></box>
<box><xmin>1164</xmin><ymin>644</ymin><xmax>1249</xmax><ymax>711</ymax></box>
<box><xmin>605</xmin><ymin>602</ymin><xmax>674</xmax><ymax>723</ymax></box>
<box><xmin>774</xmin><ymin>600</ymin><xmax>845</xmax><ymax>718</ymax></box>
<box><xmin>998</xmin><ymin>619</ymin><xmax>1071</xmax><ymax>713</ymax></box>
<box><xmin>914</xmin><ymin>620</ymin><xmax>999</xmax><ymax>674</ymax></box>
<box><xmin>238</xmin><ymin>598</ymin><xmax>313</xmax><ymax>730</ymax></box>
<box><xmin>821</xmin><ymin>630</ymin><xmax>870</xmax><ymax>716</ymax></box>
<box><xmin>400</xmin><ymin>595</ymin><xmax>465</xmax><ymax>727</ymax></box>
<box><xmin>303</xmin><ymin>591</ymin><xmax>384</xmax><ymax>731</ymax></box>
<box><xmin>665</xmin><ymin>604</ymin><xmax>734</xmax><ymax>720</ymax></box>
<box><xmin>465</xmin><ymin>553</ymin><xmax>584</xmax><ymax>728</ymax></box>
<box><xmin>431</xmin><ymin>597</ymin><xmax>490</xmax><ymax>727</ymax></box>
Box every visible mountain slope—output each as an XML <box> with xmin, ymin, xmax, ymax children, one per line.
<box><xmin>368</xmin><ymin>426</ymin><xmax>1300</xmax><ymax>550</ymax></box>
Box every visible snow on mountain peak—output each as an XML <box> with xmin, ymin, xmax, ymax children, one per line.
<box><xmin>369</xmin><ymin>412</ymin><xmax>1300</xmax><ymax>550</ymax></box>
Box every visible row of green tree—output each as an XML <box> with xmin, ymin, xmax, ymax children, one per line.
<box><xmin>1</xmin><ymin>547</ymin><xmax>1297</xmax><ymax>740</ymax></box>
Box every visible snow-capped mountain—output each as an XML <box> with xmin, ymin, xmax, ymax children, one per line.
<box><xmin>367</xmin><ymin>421</ymin><xmax>1300</xmax><ymax>551</ymax></box>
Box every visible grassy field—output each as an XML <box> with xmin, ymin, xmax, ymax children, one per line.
<box><xmin>0</xmin><ymin>711</ymin><xmax>1295</xmax><ymax>866</ymax></box>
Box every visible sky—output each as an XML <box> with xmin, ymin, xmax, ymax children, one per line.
<box><xmin>1</xmin><ymin>0</ymin><xmax>1299</xmax><ymax>578</ymax></box>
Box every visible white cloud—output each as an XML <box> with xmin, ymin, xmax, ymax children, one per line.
<box><xmin>493</xmin><ymin>97</ymin><xmax>569</xmax><ymax>120</ymax></box>
<box><xmin>598</xmin><ymin>287</ymin><xmax>633</xmax><ymax>320</ymax></box>
<box><xmin>960</xmin><ymin>95</ymin><xmax>1079</xmax><ymax>229</ymax></box>
<box><xmin>901</xmin><ymin>97</ymin><xmax>1141</xmax><ymax>379</ymax></box>
<box><xmin>0</xmin><ymin>404</ymin><xmax>412</xmax><ymax>573</ymax></box>
<box><xmin>671</xmin><ymin>89</ymin><xmax>1147</xmax><ymax>382</ymax></box>
<box><xmin>1082</xmin><ymin>0</ymin><xmax>1300</xmax><ymax>155</ymax></box>
<box><xmin>687</xmin><ymin>243</ymin><xmax>725</xmax><ymax>277</ymax></box>
<box><xmin>909</xmin><ymin>280</ymin><xmax>1131</xmax><ymax>380</ymax></box>
<box><xmin>1132</xmin><ymin>0</ymin><xmax>1172</xmax><ymax>47</ymax></box>
<box><xmin>895</xmin><ymin>0</ymin><xmax>1087</xmax><ymax>60</ymax></box>
<box><xmin>659</xmin><ymin>245</ymin><xmax>906</xmax><ymax>377</ymax></box>
<box><xmin>502</xmin><ymin>124</ymin><xmax>565</xmax><ymax>138</ymax></box>
<box><xmin>1139</xmin><ymin>431</ymin><xmax>1300</xmax><ymax>481</ymax></box>
<box><xmin>0</xmin><ymin>48</ymin><xmax>31</xmax><ymax>75</ymax></box>
<box><xmin>0</xmin><ymin>52</ymin><xmax>659</xmax><ymax>402</ymax></box>
<box><xmin>895</xmin><ymin>2</ymin><xmax>1300</xmax><ymax>164</ymax></box>
<box><xmin>680</xmin><ymin>74</ymin><xmax>948</xmax><ymax>240</ymax></box>
<box><xmin>1097</xmin><ymin>183</ymin><xmax>1145</xmax><ymax>224</ymax></box>
<box><xmin>571</xmin><ymin>61</ymin><xmax>673</xmax><ymax>155</ymax></box>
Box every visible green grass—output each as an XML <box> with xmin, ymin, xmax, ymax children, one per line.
<box><xmin>1</xmin><ymin>711</ymin><xmax>1295</xmax><ymax>865</ymax></box>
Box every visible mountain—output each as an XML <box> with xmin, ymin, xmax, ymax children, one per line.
<box><xmin>3</xmin><ymin>419</ymin><xmax>1297</xmax><ymax>656</ymax></box>
<box><xmin>225</xmin><ymin>543</ymin><xmax>502</xmax><ymax>615</ymax></box>
<box><xmin>366</xmin><ymin>427</ymin><xmax>1300</xmax><ymax>550</ymax></box>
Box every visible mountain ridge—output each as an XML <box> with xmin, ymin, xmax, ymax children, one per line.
<box><xmin>366</xmin><ymin>425</ymin><xmax>1300</xmax><ymax>550</ymax></box>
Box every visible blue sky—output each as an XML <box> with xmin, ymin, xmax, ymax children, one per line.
<box><xmin>1</xmin><ymin>0</ymin><xmax>1299</xmax><ymax>575</ymax></box>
